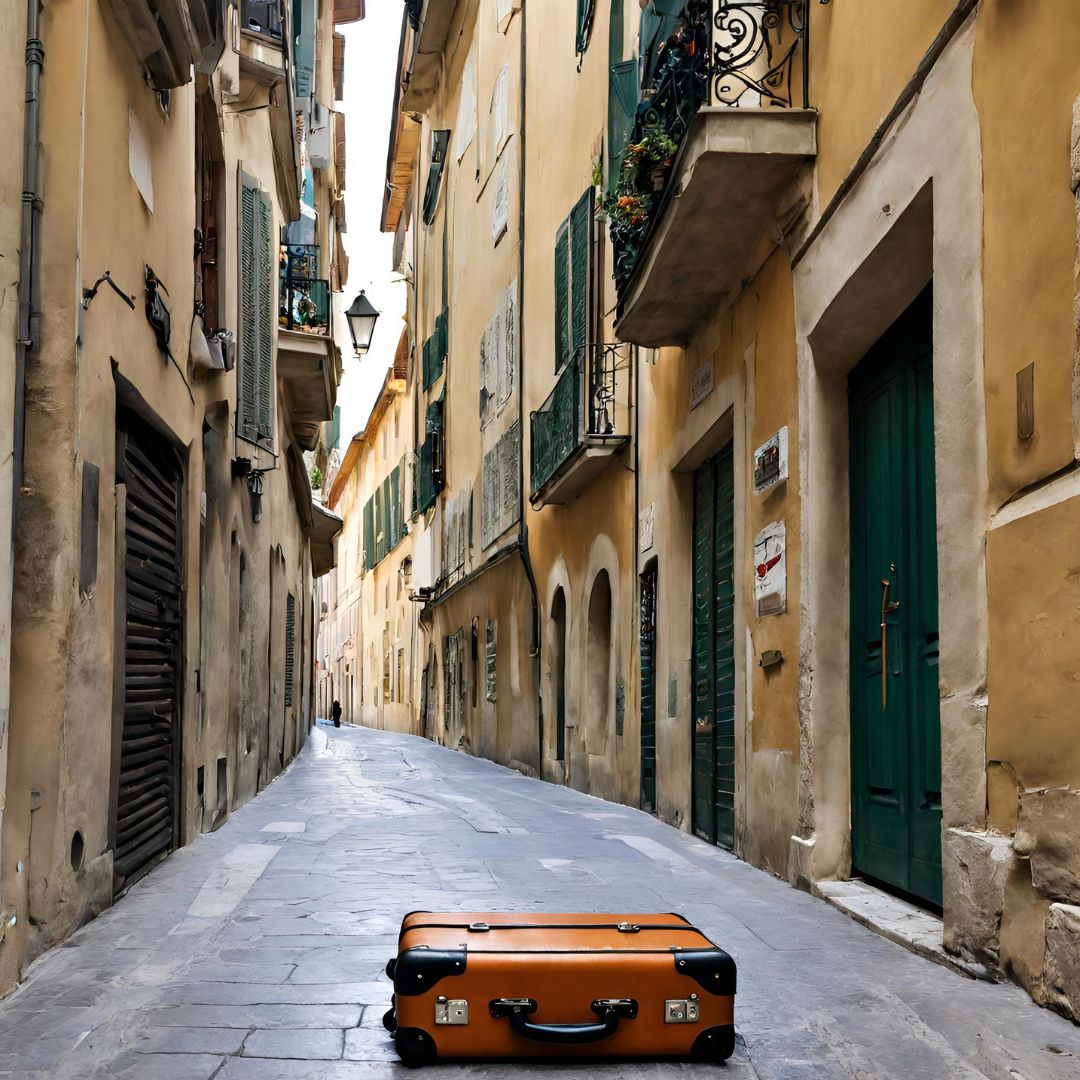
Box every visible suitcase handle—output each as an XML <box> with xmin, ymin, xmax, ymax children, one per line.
<box><xmin>490</xmin><ymin>998</ymin><xmax>638</xmax><ymax>1044</ymax></box>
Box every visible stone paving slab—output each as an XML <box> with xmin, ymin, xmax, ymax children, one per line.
<box><xmin>0</xmin><ymin>725</ymin><xmax>1077</xmax><ymax>1079</ymax></box>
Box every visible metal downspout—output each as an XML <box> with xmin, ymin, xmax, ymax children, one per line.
<box><xmin>15</xmin><ymin>0</ymin><xmax>43</xmax><ymax>546</ymax></box>
<box><xmin>513</xmin><ymin>0</ymin><xmax>543</xmax><ymax>775</ymax></box>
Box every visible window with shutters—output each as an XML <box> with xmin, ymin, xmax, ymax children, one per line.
<box><xmin>284</xmin><ymin>592</ymin><xmax>296</xmax><ymax>708</ymax></box>
<box><xmin>238</xmin><ymin>172</ymin><xmax>275</xmax><ymax>451</ymax></box>
<box><xmin>480</xmin><ymin>280</ymin><xmax>517</xmax><ymax>426</ymax></box>
<box><xmin>422</xmin><ymin>310</ymin><xmax>447</xmax><ymax>390</ymax></box>
<box><xmin>607</xmin><ymin>0</ymin><xmax>636</xmax><ymax>187</ymax></box>
<box><xmin>553</xmin><ymin>189</ymin><xmax>594</xmax><ymax>373</ymax></box>
<box><xmin>422</xmin><ymin>129</ymin><xmax>451</xmax><ymax>226</ymax></box>
<box><xmin>482</xmin><ymin>421</ymin><xmax>520</xmax><ymax>548</ymax></box>
<box><xmin>418</xmin><ymin>395</ymin><xmax>445</xmax><ymax>513</ymax></box>
<box><xmin>363</xmin><ymin>496</ymin><xmax>375</xmax><ymax>572</ymax></box>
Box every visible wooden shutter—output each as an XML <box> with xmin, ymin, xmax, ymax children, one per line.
<box><xmin>256</xmin><ymin>190</ymin><xmax>274</xmax><ymax>447</ymax></box>
<box><xmin>238</xmin><ymin>173</ymin><xmax>274</xmax><ymax>450</ymax></box>
<box><xmin>390</xmin><ymin>465</ymin><xmax>401</xmax><ymax>548</ymax></box>
<box><xmin>570</xmin><ymin>188</ymin><xmax>593</xmax><ymax>363</ymax></box>
<box><xmin>608</xmin><ymin>59</ymin><xmax>638</xmax><ymax>183</ymax></box>
<box><xmin>285</xmin><ymin>593</ymin><xmax>296</xmax><ymax>708</ymax></box>
<box><xmin>422</xmin><ymin>129</ymin><xmax>451</xmax><ymax>225</ymax></box>
<box><xmin>363</xmin><ymin>496</ymin><xmax>375</xmax><ymax>571</ymax></box>
<box><xmin>238</xmin><ymin>175</ymin><xmax>260</xmax><ymax>444</ymax></box>
<box><xmin>575</xmin><ymin>0</ymin><xmax>596</xmax><ymax>57</ymax></box>
<box><xmin>554</xmin><ymin>219</ymin><xmax>570</xmax><ymax>371</ymax></box>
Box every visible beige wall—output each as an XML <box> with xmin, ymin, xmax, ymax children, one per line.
<box><xmin>0</xmin><ymin>0</ymin><xmax>342</xmax><ymax>994</ymax></box>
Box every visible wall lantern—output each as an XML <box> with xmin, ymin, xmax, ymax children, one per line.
<box><xmin>345</xmin><ymin>290</ymin><xmax>380</xmax><ymax>355</ymax></box>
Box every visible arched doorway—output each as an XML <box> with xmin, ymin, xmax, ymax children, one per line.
<box><xmin>586</xmin><ymin>571</ymin><xmax>612</xmax><ymax>757</ymax></box>
<box><xmin>550</xmin><ymin>587</ymin><xmax>568</xmax><ymax>766</ymax></box>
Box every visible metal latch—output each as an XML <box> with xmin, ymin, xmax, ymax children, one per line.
<box><xmin>665</xmin><ymin>995</ymin><xmax>700</xmax><ymax>1023</ymax></box>
<box><xmin>616</xmin><ymin>922</ymin><xmax>640</xmax><ymax>933</ymax></box>
<box><xmin>434</xmin><ymin>996</ymin><xmax>469</xmax><ymax>1025</ymax></box>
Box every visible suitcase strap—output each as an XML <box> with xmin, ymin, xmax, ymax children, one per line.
<box><xmin>489</xmin><ymin>997</ymin><xmax>638</xmax><ymax>1044</ymax></box>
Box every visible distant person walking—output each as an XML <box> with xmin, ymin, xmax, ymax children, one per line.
<box><xmin>331</xmin><ymin>700</ymin><xmax>342</xmax><ymax>728</ymax></box>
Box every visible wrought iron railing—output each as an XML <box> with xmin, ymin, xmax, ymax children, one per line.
<box><xmin>609</xmin><ymin>0</ymin><xmax>809</xmax><ymax>296</ymax></box>
<box><xmin>279</xmin><ymin>246</ymin><xmax>329</xmax><ymax>334</ymax></box>
<box><xmin>530</xmin><ymin>343</ymin><xmax>631</xmax><ymax>497</ymax></box>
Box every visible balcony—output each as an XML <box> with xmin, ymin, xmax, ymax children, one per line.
<box><xmin>279</xmin><ymin>246</ymin><xmax>330</xmax><ymax>335</ymax></box>
<box><xmin>278</xmin><ymin>246</ymin><xmax>337</xmax><ymax>450</ymax></box>
<box><xmin>238</xmin><ymin>0</ymin><xmax>286</xmax><ymax>82</ymax></box>
<box><xmin>611</xmin><ymin>0</ymin><xmax>817</xmax><ymax>348</ymax></box>
<box><xmin>530</xmin><ymin>344</ymin><xmax>632</xmax><ymax>508</ymax></box>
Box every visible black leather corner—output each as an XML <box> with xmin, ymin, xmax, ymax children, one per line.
<box><xmin>394</xmin><ymin>946</ymin><xmax>467</xmax><ymax>997</ymax></box>
<box><xmin>673</xmin><ymin>948</ymin><xmax>737</xmax><ymax>995</ymax></box>
<box><xmin>691</xmin><ymin>1024</ymin><xmax>736</xmax><ymax>1062</ymax></box>
<box><xmin>395</xmin><ymin>1027</ymin><xmax>438</xmax><ymax>1068</ymax></box>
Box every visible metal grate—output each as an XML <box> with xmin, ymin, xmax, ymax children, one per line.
<box><xmin>115</xmin><ymin>418</ymin><xmax>182</xmax><ymax>894</ymax></box>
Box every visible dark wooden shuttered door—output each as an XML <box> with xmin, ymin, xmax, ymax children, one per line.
<box><xmin>691</xmin><ymin>441</ymin><xmax>736</xmax><ymax>848</ymax></box>
<box><xmin>115</xmin><ymin>415</ymin><xmax>183</xmax><ymax>894</ymax></box>
<box><xmin>640</xmin><ymin>565</ymin><xmax>658</xmax><ymax>814</ymax></box>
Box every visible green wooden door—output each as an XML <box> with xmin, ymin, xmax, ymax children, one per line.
<box><xmin>692</xmin><ymin>441</ymin><xmax>736</xmax><ymax>848</ymax></box>
<box><xmin>640</xmin><ymin>565</ymin><xmax>658</xmax><ymax>814</ymax></box>
<box><xmin>849</xmin><ymin>287</ymin><xmax>942</xmax><ymax>907</ymax></box>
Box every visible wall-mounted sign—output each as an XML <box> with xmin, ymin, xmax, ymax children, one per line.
<box><xmin>753</xmin><ymin>520</ymin><xmax>786</xmax><ymax>616</ymax></box>
<box><xmin>753</xmin><ymin>426</ymin><xmax>788</xmax><ymax>494</ymax></box>
<box><xmin>639</xmin><ymin>503</ymin><xmax>655</xmax><ymax>553</ymax></box>
<box><xmin>689</xmin><ymin>363</ymin><xmax>714</xmax><ymax>410</ymax></box>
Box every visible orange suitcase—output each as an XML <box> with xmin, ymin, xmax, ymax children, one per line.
<box><xmin>383</xmin><ymin>911</ymin><xmax>736</xmax><ymax>1067</ymax></box>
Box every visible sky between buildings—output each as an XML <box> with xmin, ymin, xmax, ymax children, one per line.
<box><xmin>335</xmin><ymin>3</ymin><xmax>408</xmax><ymax>445</ymax></box>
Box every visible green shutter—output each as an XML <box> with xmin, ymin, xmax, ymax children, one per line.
<box><xmin>238</xmin><ymin>174</ymin><xmax>260</xmax><ymax>444</ymax></box>
<box><xmin>422</xmin><ymin>129</ymin><xmax>451</xmax><ymax>226</ymax></box>
<box><xmin>256</xmin><ymin>190</ymin><xmax>275</xmax><ymax>448</ymax></box>
<box><xmin>423</xmin><ymin>310</ymin><xmax>448</xmax><ymax>391</ymax></box>
<box><xmin>608</xmin><ymin>59</ymin><xmax>638</xmax><ymax>185</ymax></box>
<box><xmin>640</xmin><ymin>1</ymin><xmax>685</xmax><ymax>89</ymax></box>
<box><xmin>363</xmin><ymin>497</ymin><xmax>375</xmax><ymax>571</ymax></box>
<box><xmin>390</xmin><ymin>466</ymin><xmax>401</xmax><ymax>548</ymax></box>
<box><xmin>576</xmin><ymin>0</ymin><xmax>596</xmax><ymax>57</ymax></box>
<box><xmin>554</xmin><ymin>219</ymin><xmax>569</xmax><ymax>371</ymax></box>
<box><xmin>570</xmin><ymin>188</ymin><xmax>593</xmax><ymax>362</ymax></box>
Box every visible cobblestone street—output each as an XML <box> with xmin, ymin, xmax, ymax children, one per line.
<box><xmin>0</xmin><ymin>725</ymin><xmax>1077</xmax><ymax>1079</ymax></box>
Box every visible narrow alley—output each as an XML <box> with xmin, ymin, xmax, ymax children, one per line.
<box><xmin>1</xmin><ymin>726</ymin><xmax>1077</xmax><ymax>1080</ymax></box>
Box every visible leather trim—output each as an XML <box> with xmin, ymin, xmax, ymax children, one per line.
<box><xmin>394</xmin><ymin>946</ymin><xmax>468</xmax><ymax>997</ymax></box>
<box><xmin>673</xmin><ymin>948</ymin><xmax>738</xmax><ymax>995</ymax></box>
<box><xmin>395</xmin><ymin>1027</ymin><xmax>438</xmax><ymax>1067</ymax></box>
<box><xmin>691</xmin><ymin>1024</ymin><xmax>736</xmax><ymax>1062</ymax></box>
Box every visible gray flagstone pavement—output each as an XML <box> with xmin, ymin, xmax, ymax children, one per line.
<box><xmin>0</xmin><ymin>724</ymin><xmax>1077</xmax><ymax>1079</ymax></box>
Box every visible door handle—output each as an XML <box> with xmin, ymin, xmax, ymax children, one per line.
<box><xmin>880</xmin><ymin>579</ymin><xmax>900</xmax><ymax>710</ymax></box>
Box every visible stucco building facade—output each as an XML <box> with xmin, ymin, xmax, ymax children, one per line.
<box><xmin>0</xmin><ymin>0</ymin><xmax>358</xmax><ymax>994</ymax></box>
<box><xmin>346</xmin><ymin>0</ymin><xmax>1080</xmax><ymax>1019</ymax></box>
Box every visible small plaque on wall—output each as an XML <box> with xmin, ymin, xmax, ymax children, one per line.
<box><xmin>753</xmin><ymin>520</ymin><xmax>787</xmax><ymax>616</ymax></box>
<box><xmin>753</xmin><ymin>427</ymin><xmax>788</xmax><ymax>494</ymax></box>
<box><xmin>689</xmin><ymin>363</ymin><xmax>714</xmax><ymax>410</ymax></box>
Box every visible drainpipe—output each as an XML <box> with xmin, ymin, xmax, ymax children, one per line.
<box><xmin>14</xmin><ymin>0</ymin><xmax>43</xmax><ymax>542</ymax></box>
<box><xmin>512</xmin><ymin>0</ymin><xmax>543</xmax><ymax>775</ymax></box>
